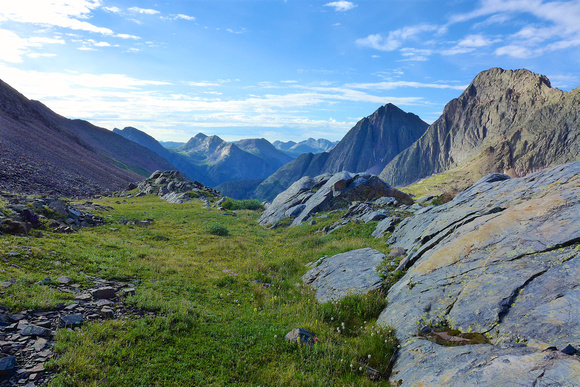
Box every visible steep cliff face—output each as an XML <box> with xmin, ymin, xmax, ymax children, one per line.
<box><xmin>255</xmin><ymin>103</ymin><xmax>428</xmax><ymax>200</ymax></box>
<box><xmin>379</xmin><ymin>68</ymin><xmax>580</xmax><ymax>187</ymax></box>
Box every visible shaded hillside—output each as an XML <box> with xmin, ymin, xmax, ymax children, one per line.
<box><xmin>236</xmin><ymin>138</ymin><xmax>293</xmax><ymax>168</ymax></box>
<box><xmin>380</xmin><ymin>68</ymin><xmax>580</xmax><ymax>187</ymax></box>
<box><xmin>113</xmin><ymin>127</ymin><xmax>214</xmax><ymax>185</ymax></box>
<box><xmin>255</xmin><ymin>104</ymin><xmax>428</xmax><ymax>201</ymax></box>
<box><xmin>0</xmin><ymin>79</ymin><xmax>174</xmax><ymax>197</ymax></box>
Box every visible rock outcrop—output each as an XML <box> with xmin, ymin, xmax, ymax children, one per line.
<box><xmin>255</xmin><ymin>104</ymin><xmax>428</xmax><ymax>201</ymax></box>
<box><xmin>377</xmin><ymin>161</ymin><xmax>580</xmax><ymax>386</ymax></box>
<box><xmin>379</xmin><ymin>68</ymin><xmax>580</xmax><ymax>188</ymax></box>
<box><xmin>303</xmin><ymin>248</ymin><xmax>385</xmax><ymax>302</ymax></box>
<box><xmin>258</xmin><ymin>171</ymin><xmax>413</xmax><ymax>227</ymax></box>
<box><xmin>137</xmin><ymin>171</ymin><xmax>221</xmax><ymax>204</ymax></box>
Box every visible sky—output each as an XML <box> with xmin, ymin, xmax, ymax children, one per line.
<box><xmin>1</xmin><ymin>0</ymin><xmax>580</xmax><ymax>143</ymax></box>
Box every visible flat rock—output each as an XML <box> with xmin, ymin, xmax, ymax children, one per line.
<box><xmin>303</xmin><ymin>248</ymin><xmax>385</xmax><ymax>302</ymax></box>
<box><xmin>0</xmin><ymin>356</ymin><xmax>16</xmax><ymax>375</ymax></box>
<box><xmin>371</xmin><ymin>216</ymin><xmax>401</xmax><ymax>238</ymax></box>
<box><xmin>60</xmin><ymin>314</ymin><xmax>83</xmax><ymax>327</ymax></box>
<box><xmin>90</xmin><ymin>287</ymin><xmax>116</xmax><ymax>299</ymax></box>
<box><xmin>19</xmin><ymin>325</ymin><xmax>51</xmax><ymax>337</ymax></box>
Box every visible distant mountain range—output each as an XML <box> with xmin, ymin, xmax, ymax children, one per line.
<box><xmin>0</xmin><ymin>79</ymin><xmax>174</xmax><ymax>197</ymax></box>
<box><xmin>113</xmin><ymin>129</ymin><xmax>294</xmax><ymax>196</ymax></box>
<box><xmin>255</xmin><ymin>103</ymin><xmax>429</xmax><ymax>200</ymax></box>
<box><xmin>378</xmin><ymin>68</ymin><xmax>580</xmax><ymax>190</ymax></box>
<box><xmin>272</xmin><ymin>138</ymin><xmax>338</xmax><ymax>158</ymax></box>
<box><xmin>2</xmin><ymin>67</ymin><xmax>577</xmax><ymax>201</ymax></box>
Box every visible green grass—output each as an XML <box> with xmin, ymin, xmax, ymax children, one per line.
<box><xmin>221</xmin><ymin>197</ymin><xmax>264</xmax><ymax>211</ymax></box>
<box><xmin>0</xmin><ymin>194</ymin><xmax>397</xmax><ymax>386</ymax></box>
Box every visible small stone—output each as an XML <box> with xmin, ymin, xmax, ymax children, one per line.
<box><xmin>420</xmin><ymin>326</ymin><xmax>433</xmax><ymax>334</ymax></box>
<box><xmin>56</xmin><ymin>276</ymin><xmax>71</xmax><ymax>284</ymax></box>
<box><xmin>121</xmin><ymin>288</ymin><xmax>136</xmax><ymax>297</ymax></box>
<box><xmin>32</xmin><ymin>338</ymin><xmax>47</xmax><ymax>351</ymax></box>
<box><xmin>60</xmin><ymin>314</ymin><xmax>83</xmax><ymax>328</ymax></box>
<box><xmin>75</xmin><ymin>294</ymin><xmax>92</xmax><ymax>301</ymax></box>
<box><xmin>100</xmin><ymin>307</ymin><xmax>115</xmax><ymax>319</ymax></box>
<box><xmin>561</xmin><ymin>344</ymin><xmax>578</xmax><ymax>355</ymax></box>
<box><xmin>0</xmin><ymin>356</ymin><xmax>16</xmax><ymax>375</ymax></box>
<box><xmin>64</xmin><ymin>303</ymin><xmax>79</xmax><ymax>311</ymax></box>
<box><xmin>284</xmin><ymin>328</ymin><xmax>317</xmax><ymax>345</ymax></box>
<box><xmin>34</xmin><ymin>277</ymin><xmax>51</xmax><ymax>285</ymax></box>
<box><xmin>27</xmin><ymin>363</ymin><xmax>45</xmax><ymax>373</ymax></box>
<box><xmin>90</xmin><ymin>287</ymin><xmax>116</xmax><ymax>299</ymax></box>
<box><xmin>20</xmin><ymin>325</ymin><xmax>51</xmax><ymax>337</ymax></box>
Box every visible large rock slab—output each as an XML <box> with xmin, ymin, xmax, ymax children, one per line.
<box><xmin>259</xmin><ymin>171</ymin><xmax>412</xmax><ymax>227</ymax></box>
<box><xmin>303</xmin><ymin>248</ymin><xmax>385</xmax><ymax>302</ymax></box>
<box><xmin>377</xmin><ymin>161</ymin><xmax>580</xmax><ymax>386</ymax></box>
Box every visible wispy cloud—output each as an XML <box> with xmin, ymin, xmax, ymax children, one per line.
<box><xmin>128</xmin><ymin>7</ymin><xmax>160</xmax><ymax>15</ymax></box>
<box><xmin>344</xmin><ymin>80</ymin><xmax>467</xmax><ymax>91</ymax></box>
<box><xmin>356</xmin><ymin>24</ymin><xmax>440</xmax><ymax>51</ymax></box>
<box><xmin>450</xmin><ymin>0</ymin><xmax>580</xmax><ymax>58</ymax></box>
<box><xmin>324</xmin><ymin>1</ymin><xmax>357</xmax><ymax>12</ymax></box>
<box><xmin>0</xmin><ymin>29</ymin><xmax>65</xmax><ymax>63</ymax></box>
<box><xmin>174</xmin><ymin>14</ymin><xmax>196</xmax><ymax>21</ymax></box>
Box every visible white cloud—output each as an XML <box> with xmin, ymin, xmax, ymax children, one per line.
<box><xmin>494</xmin><ymin>45</ymin><xmax>535</xmax><ymax>58</ymax></box>
<box><xmin>0</xmin><ymin>0</ymin><xmax>112</xmax><ymax>34</ymax></box>
<box><xmin>356</xmin><ymin>24</ymin><xmax>440</xmax><ymax>51</ymax></box>
<box><xmin>103</xmin><ymin>6</ymin><xmax>121</xmax><ymax>13</ymax></box>
<box><xmin>174</xmin><ymin>14</ymin><xmax>195</xmax><ymax>21</ymax></box>
<box><xmin>450</xmin><ymin>0</ymin><xmax>580</xmax><ymax>57</ymax></box>
<box><xmin>345</xmin><ymin>80</ymin><xmax>467</xmax><ymax>91</ymax></box>
<box><xmin>0</xmin><ymin>29</ymin><xmax>66</xmax><ymax>63</ymax></box>
<box><xmin>128</xmin><ymin>7</ymin><xmax>160</xmax><ymax>15</ymax></box>
<box><xmin>324</xmin><ymin>1</ymin><xmax>357</xmax><ymax>12</ymax></box>
<box><xmin>115</xmin><ymin>33</ymin><xmax>140</xmax><ymax>40</ymax></box>
<box><xmin>457</xmin><ymin>34</ymin><xmax>496</xmax><ymax>48</ymax></box>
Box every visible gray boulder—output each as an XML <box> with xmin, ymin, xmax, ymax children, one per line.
<box><xmin>376</xmin><ymin>161</ymin><xmax>580</xmax><ymax>386</ymax></box>
<box><xmin>371</xmin><ymin>216</ymin><xmax>401</xmax><ymax>238</ymax></box>
<box><xmin>303</xmin><ymin>248</ymin><xmax>385</xmax><ymax>302</ymax></box>
<box><xmin>258</xmin><ymin>171</ymin><xmax>412</xmax><ymax>227</ymax></box>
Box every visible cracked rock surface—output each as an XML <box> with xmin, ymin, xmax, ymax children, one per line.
<box><xmin>302</xmin><ymin>248</ymin><xmax>385</xmax><ymax>302</ymax></box>
<box><xmin>378</xmin><ymin>161</ymin><xmax>580</xmax><ymax>386</ymax></box>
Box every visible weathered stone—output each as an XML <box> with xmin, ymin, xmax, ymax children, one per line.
<box><xmin>90</xmin><ymin>287</ymin><xmax>116</xmax><ymax>299</ymax></box>
<box><xmin>363</xmin><ymin>210</ymin><xmax>388</xmax><ymax>223</ymax></box>
<box><xmin>100</xmin><ymin>307</ymin><xmax>115</xmax><ymax>319</ymax></box>
<box><xmin>259</xmin><ymin>171</ymin><xmax>412</xmax><ymax>227</ymax></box>
<box><xmin>303</xmin><ymin>248</ymin><xmax>385</xmax><ymax>302</ymax></box>
<box><xmin>561</xmin><ymin>344</ymin><xmax>578</xmax><ymax>355</ymax></box>
<box><xmin>375</xmin><ymin>162</ymin><xmax>580</xmax><ymax>386</ymax></box>
<box><xmin>32</xmin><ymin>338</ymin><xmax>47</xmax><ymax>352</ymax></box>
<box><xmin>284</xmin><ymin>328</ymin><xmax>317</xmax><ymax>345</ymax></box>
<box><xmin>60</xmin><ymin>314</ymin><xmax>83</xmax><ymax>327</ymax></box>
<box><xmin>56</xmin><ymin>276</ymin><xmax>71</xmax><ymax>284</ymax></box>
<box><xmin>20</xmin><ymin>325</ymin><xmax>51</xmax><ymax>337</ymax></box>
<box><xmin>371</xmin><ymin>216</ymin><xmax>400</xmax><ymax>238</ymax></box>
<box><xmin>0</xmin><ymin>356</ymin><xmax>16</xmax><ymax>375</ymax></box>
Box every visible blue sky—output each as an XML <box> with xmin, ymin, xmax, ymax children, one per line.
<box><xmin>1</xmin><ymin>0</ymin><xmax>579</xmax><ymax>142</ymax></box>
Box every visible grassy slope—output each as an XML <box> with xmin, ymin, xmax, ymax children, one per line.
<box><xmin>0</xmin><ymin>195</ymin><xmax>398</xmax><ymax>386</ymax></box>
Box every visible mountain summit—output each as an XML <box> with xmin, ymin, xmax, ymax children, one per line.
<box><xmin>379</xmin><ymin>68</ymin><xmax>580</xmax><ymax>187</ymax></box>
<box><xmin>255</xmin><ymin>103</ymin><xmax>428</xmax><ymax>200</ymax></box>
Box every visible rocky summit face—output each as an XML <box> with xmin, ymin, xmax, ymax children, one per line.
<box><xmin>255</xmin><ymin>103</ymin><xmax>428</xmax><ymax>201</ymax></box>
<box><xmin>380</xmin><ymin>68</ymin><xmax>580</xmax><ymax>187</ymax></box>
<box><xmin>376</xmin><ymin>161</ymin><xmax>580</xmax><ymax>386</ymax></box>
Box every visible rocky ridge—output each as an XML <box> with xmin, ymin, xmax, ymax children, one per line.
<box><xmin>258</xmin><ymin>171</ymin><xmax>413</xmax><ymax>227</ymax></box>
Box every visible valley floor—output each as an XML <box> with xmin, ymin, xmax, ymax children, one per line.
<box><xmin>0</xmin><ymin>194</ymin><xmax>397</xmax><ymax>386</ymax></box>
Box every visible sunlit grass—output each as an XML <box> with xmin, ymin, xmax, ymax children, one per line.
<box><xmin>0</xmin><ymin>194</ymin><xmax>397</xmax><ymax>386</ymax></box>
